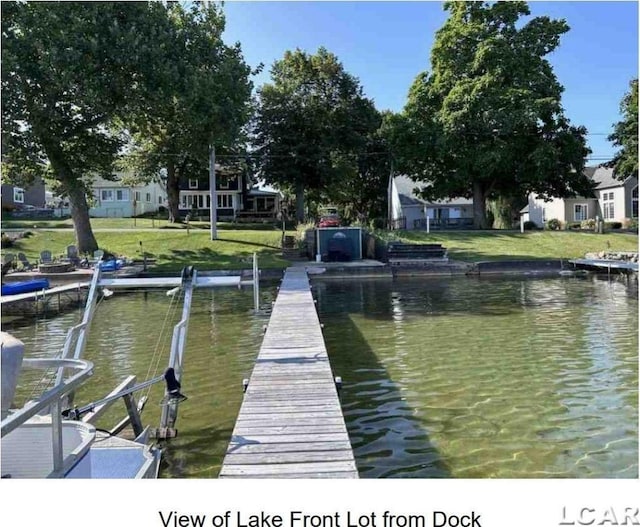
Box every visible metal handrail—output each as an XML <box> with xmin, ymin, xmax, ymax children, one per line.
<box><xmin>1</xmin><ymin>358</ymin><xmax>94</xmax><ymax>437</ymax></box>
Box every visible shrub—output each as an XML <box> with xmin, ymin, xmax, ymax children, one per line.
<box><xmin>623</xmin><ymin>218</ymin><xmax>638</xmax><ymax>231</ymax></box>
<box><xmin>605</xmin><ymin>221</ymin><xmax>622</xmax><ymax>230</ymax></box>
<box><xmin>1</xmin><ymin>233</ymin><xmax>14</xmax><ymax>248</ymax></box>
<box><xmin>523</xmin><ymin>220</ymin><xmax>538</xmax><ymax>230</ymax></box>
<box><xmin>580</xmin><ymin>219</ymin><xmax>596</xmax><ymax>230</ymax></box>
<box><xmin>545</xmin><ymin>218</ymin><xmax>562</xmax><ymax>231</ymax></box>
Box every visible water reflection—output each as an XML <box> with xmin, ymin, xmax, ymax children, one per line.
<box><xmin>315</xmin><ymin>276</ymin><xmax>638</xmax><ymax>478</ymax></box>
<box><xmin>3</xmin><ymin>286</ymin><xmax>276</xmax><ymax>478</ymax></box>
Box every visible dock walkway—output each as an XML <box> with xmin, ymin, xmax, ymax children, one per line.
<box><xmin>219</xmin><ymin>267</ymin><xmax>358</xmax><ymax>478</ymax></box>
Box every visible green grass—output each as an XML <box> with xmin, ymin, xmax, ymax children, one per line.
<box><xmin>1</xmin><ymin>217</ymin><xmax>281</xmax><ymax>231</ymax></box>
<box><xmin>4</xmin><ymin>229</ymin><xmax>293</xmax><ymax>272</ymax></box>
<box><xmin>388</xmin><ymin>229</ymin><xmax>639</xmax><ymax>262</ymax></box>
<box><xmin>3</xmin><ymin>224</ymin><xmax>637</xmax><ymax>272</ymax></box>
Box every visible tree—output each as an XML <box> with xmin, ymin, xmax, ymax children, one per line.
<box><xmin>395</xmin><ymin>1</ymin><xmax>593</xmax><ymax>229</ymax></box>
<box><xmin>253</xmin><ymin>48</ymin><xmax>379</xmax><ymax>223</ymax></box>
<box><xmin>1</xmin><ymin>2</ymin><xmax>165</xmax><ymax>252</ymax></box>
<box><xmin>328</xmin><ymin>112</ymin><xmax>393</xmax><ymax>225</ymax></box>
<box><xmin>122</xmin><ymin>3</ymin><xmax>254</xmax><ymax>223</ymax></box>
<box><xmin>608</xmin><ymin>78</ymin><xmax>638</xmax><ymax>179</ymax></box>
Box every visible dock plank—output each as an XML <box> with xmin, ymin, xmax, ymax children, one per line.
<box><xmin>219</xmin><ymin>267</ymin><xmax>358</xmax><ymax>479</ymax></box>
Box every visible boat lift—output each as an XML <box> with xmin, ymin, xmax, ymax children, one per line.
<box><xmin>55</xmin><ymin>254</ymin><xmax>261</xmax><ymax>438</ymax></box>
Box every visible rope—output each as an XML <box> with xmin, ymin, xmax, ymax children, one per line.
<box><xmin>142</xmin><ymin>286</ymin><xmax>183</xmax><ymax>400</ymax></box>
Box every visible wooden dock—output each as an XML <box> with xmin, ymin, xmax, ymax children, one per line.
<box><xmin>1</xmin><ymin>281</ymin><xmax>90</xmax><ymax>315</ymax></box>
<box><xmin>569</xmin><ymin>258</ymin><xmax>638</xmax><ymax>273</ymax></box>
<box><xmin>219</xmin><ymin>267</ymin><xmax>358</xmax><ymax>478</ymax></box>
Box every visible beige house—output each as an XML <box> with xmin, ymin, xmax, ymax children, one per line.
<box><xmin>89</xmin><ymin>173</ymin><xmax>167</xmax><ymax>218</ymax></box>
<box><xmin>525</xmin><ymin>166</ymin><xmax>638</xmax><ymax>227</ymax></box>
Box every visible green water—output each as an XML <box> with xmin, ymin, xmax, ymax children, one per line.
<box><xmin>315</xmin><ymin>275</ymin><xmax>639</xmax><ymax>478</ymax></box>
<box><xmin>3</xmin><ymin>286</ymin><xmax>277</xmax><ymax>478</ymax></box>
<box><xmin>3</xmin><ymin>275</ymin><xmax>637</xmax><ymax>478</ymax></box>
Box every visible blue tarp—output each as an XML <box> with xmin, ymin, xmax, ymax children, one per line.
<box><xmin>1</xmin><ymin>279</ymin><xmax>50</xmax><ymax>296</ymax></box>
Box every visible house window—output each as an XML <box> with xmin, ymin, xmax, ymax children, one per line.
<box><xmin>217</xmin><ymin>194</ymin><xmax>233</xmax><ymax>208</ymax></box>
<box><xmin>101</xmin><ymin>190</ymin><xmax>114</xmax><ymax>202</ymax></box>
<box><xmin>632</xmin><ymin>187</ymin><xmax>638</xmax><ymax>218</ymax></box>
<box><xmin>574</xmin><ymin>204</ymin><xmax>588</xmax><ymax>221</ymax></box>
<box><xmin>13</xmin><ymin>187</ymin><xmax>24</xmax><ymax>203</ymax></box>
<box><xmin>115</xmin><ymin>189</ymin><xmax>129</xmax><ymax>201</ymax></box>
<box><xmin>146</xmin><ymin>192</ymin><xmax>151</xmax><ymax>202</ymax></box>
<box><xmin>219</xmin><ymin>179</ymin><xmax>230</xmax><ymax>190</ymax></box>
<box><xmin>602</xmin><ymin>192</ymin><xmax>615</xmax><ymax>220</ymax></box>
<box><xmin>188</xmin><ymin>179</ymin><xmax>198</xmax><ymax>189</ymax></box>
<box><xmin>134</xmin><ymin>191</ymin><xmax>141</xmax><ymax>202</ymax></box>
<box><xmin>158</xmin><ymin>196</ymin><xmax>163</xmax><ymax>205</ymax></box>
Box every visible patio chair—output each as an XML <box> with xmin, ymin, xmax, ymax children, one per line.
<box><xmin>40</xmin><ymin>250</ymin><xmax>53</xmax><ymax>264</ymax></box>
<box><xmin>17</xmin><ymin>253</ymin><xmax>35</xmax><ymax>271</ymax></box>
<box><xmin>90</xmin><ymin>249</ymin><xmax>105</xmax><ymax>267</ymax></box>
<box><xmin>65</xmin><ymin>245</ymin><xmax>81</xmax><ymax>267</ymax></box>
<box><xmin>1</xmin><ymin>252</ymin><xmax>16</xmax><ymax>277</ymax></box>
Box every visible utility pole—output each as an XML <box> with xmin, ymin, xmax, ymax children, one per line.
<box><xmin>209</xmin><ymin>145</ymin><xmax>217</xmax><ymax>240</ymax></box>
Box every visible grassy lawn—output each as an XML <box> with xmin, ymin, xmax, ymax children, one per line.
<box><xmin>1</xmin><ymin>217</ymin><xmax>280</xmax><ymax>231</ymax></box>
<box><xmin>3</xmin><ymin>223</ymin><xmax>637</xmax><ymax>272</ymax></box>
<box><xmin>4</xmin><ymin>229</ymin><xmax>293</xmax><ymax>272</ymax></box>
<box><xmin>391</xmin><ymin>229</ymin><xmax>639</xmax><ymax>262</ymax></box>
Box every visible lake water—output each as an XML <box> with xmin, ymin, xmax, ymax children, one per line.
<box><xmin>3</xmin><ymin>275</ymin><xmax>637</xmax><ymax>478</ymax></box>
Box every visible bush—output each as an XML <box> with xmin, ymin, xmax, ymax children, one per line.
<box><xmin>567</xmin><ymin>222</ymin><xmax>581</xmax><ymax>230</ymax></box>
<box><xmin>523</xmin><ymin>220</ymin><xmax>538</xmax><ymax>230</ymax></box>
<box><xmin>623</xmin><ymin>218</ymin><xmax>638</xmax><ymax>231</ymax></box>
<box><xmin>1</xmin><ymin>233</ymin><xmax>14</xmax><ymax>248</ymax></box>
<box><xmin>605</xmin><ymin>221</ymin><xmax>623</xmax><ymax>230</ymax></box>
<box><xmin>580</xmin><ymin>219</ymin><xmax>596</xmax><ymax>230</ymax></box>
<box><xmin>545</xmin><ymin>218</ymin><xmax>562</xmax><ymax>231</ymax></box>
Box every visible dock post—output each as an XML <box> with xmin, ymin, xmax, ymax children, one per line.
<box><xmin>253</xmin><ymin>252</ymin><xmax>259</xmax><ymax>312</ymax></box>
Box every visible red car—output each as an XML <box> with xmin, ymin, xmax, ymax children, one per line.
<box><xmin>318</xmin><ymin>215</ymin><xmax>340</xmax><ymax>228</ymax></box>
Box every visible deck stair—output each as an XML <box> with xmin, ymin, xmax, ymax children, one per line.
<box><xmin>387</xmin><ymin>242</ymin><xmax>448</xmax><ymax>265</ymax></box>
<box><xmin>219</xmin><ymin>267</ymin><xmax>358</xmax><ymax>478</ymax></box>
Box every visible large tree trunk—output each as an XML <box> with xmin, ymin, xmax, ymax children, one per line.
<box><xmin>472</xmin><ymin>180</ymin><xmax>489</xmax><ymax>229</ymax></box>
<box><xmin>66</xmin><ymin>184</ymin><xmax>99</xmax><ymax>254</ymax></box>
<box><xmin>45</xmin><ymin>141</ymin><xmax>99</xmax><ymax>253</ymax></box>
<box><xmin>295</xmin><ymin>180</ymin><xmax>305</xmax><ymax>223</ymax></box>
<box><xmin>489</xmin><ymin>196</ymin><xmax>521</xmax><ymax>229</ymax></box>
<box><xmin>166</xmin><ymin>161</ymin><xmax>181</xmax><ymax>223</ymax></box>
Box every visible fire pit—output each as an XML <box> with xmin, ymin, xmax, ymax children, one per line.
<box><xmin>38</xmin><ymin>262</ymin><xmax>73</xmax><ymax>273</ymax></box>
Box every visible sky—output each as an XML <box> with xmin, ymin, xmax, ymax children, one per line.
<box><xmin>221</xmin><ymin>0</ymin><xmax>639</xmax><ymax>164</ymax></box>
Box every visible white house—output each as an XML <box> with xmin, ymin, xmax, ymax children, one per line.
<box><xmin>525</xmin><ymin>166</ymin><xmax>638</xmax><ymax>227</ymax></box>
<box><xmin>388</xmin><ymin>174</ymin><xmax>474</xmax><ymax>230</ymax></box>
<box><xmin>89</xmin><ymin>174</ymin><xmax>166</xmax><ymax>218</ymax></box>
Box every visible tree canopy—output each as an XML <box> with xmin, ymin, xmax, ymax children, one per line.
<box><xmin>2</xmin><ymin>1</ymin><xmax>164</xmax><ymax>252</ymax></box>
<box><xmin>253</xmin><ymin>47</ymin><xmax>379</xmax><ymax>222</ymax></box>
<box><xmin>2</xmin><ymin>1</ymin><xmax>254</xmax><ymax>254</ymax></box>
<box><xmin>122</xmin><ymin>2</ymin><xmax>254</xmax><ymax>223</ymax></box>
<box><xmin>608</xmin><ymin>78</ymin><xmax>638</xmax><ymax>180</ymax></box>
<box><xmin>391</xmin><ymin>1</ymin><xmax>593</xmax><ymax>229</ymax></box>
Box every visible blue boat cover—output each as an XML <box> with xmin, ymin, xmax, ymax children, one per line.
<box><xmin>1</xmin><ymin>279</ymin><xmax>50</xmax><ymax>296</ymax></box>
<box><xmin>98</xmin><ymin>259</ymin><xmax>124</xmax><ymax>271</ymax></box>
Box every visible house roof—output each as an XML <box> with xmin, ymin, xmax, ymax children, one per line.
<box><xmin>590</xmin><ymin>166</ymin><xmax>626</xmax><ymax>189</ymax></box>
<box><xmin>393</xmin><ymin>175</ymin><xmax>473</xmax><ymax>207</ymax></box>
<box><xmin>248</xmin><ymin>180</ymin><xmax>282</xmax><ymax>197</ymax></box>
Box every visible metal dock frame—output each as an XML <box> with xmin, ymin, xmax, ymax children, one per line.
<box><xmin>219</xmin><ymin>267</ymin><xmax>358</xmax><ymax>478</ymax></box>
